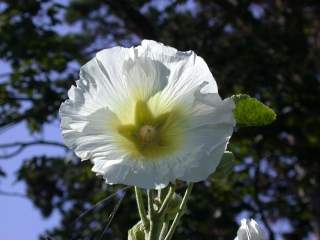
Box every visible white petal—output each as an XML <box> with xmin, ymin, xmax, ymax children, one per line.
<box><xmin>191</xmin><ymin>88</ymin><xmax>236</xmax><ymax>126</ymax></box>
<box><xmin>120</xmin><ymin>159</ymin><xmax>170</xmax><ymax>189</ymax></box>
<box><xmin>176</xmin><ymin>93</ymin><xmax>235</xmax><ymax>182</ymax></box>
<box><xmin>92</xmin><ymin>158</ymin><xmax>130</xmax><ymax>184</ymax></box>
<box><xmin>60</xmin><ymin>103</ymin><xmax>123</xmax><ymax>160</ymax></box>
<box><xmin>138</xmin><ymin>40</ymin><xmax>218</xmax><ymax>115</ymax></box>
<box><xmin>178</xmin><ymin>134</ymin><xmax>231</xmax><ymax>182</ymax></box>
<box><xmin>122</xmin><ymin>55</ymin><xmax>169</xmax><ymax>102</ymax></box>
<box><xmin>92</xmin><ymin>157</ymin><xmax>170</xmax><ymax>189</ymax></box>
<box><xmin>92</xmin><ymin>152</ymin><xmax>198</xmax><ymax>189</ymax></box>
<box><xmin>80</xmin><ymin>47</ymin><xmax>134</xmax><ymax>122</ymax></box>
<box><xmin>77</xmin><ymin>46</ymin><xmax>169</xmax><ymax>124</ymax></box>
<box><xmin>236</xmin><ymin>219</ymin><xmax>264</xmax><ymax>240</ymax></box>
<box><xmin>95</xmin><ymin>46</ymin><xmax>170</xmax><ymax>123</ymax></box>
<box><xmin>249</xmin><ymin>219</ymin><xmax>264</xmax><ymax>240</ymax></box>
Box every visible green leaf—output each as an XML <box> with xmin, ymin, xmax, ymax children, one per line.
<box><xmin>232</xmin><ymin>94</ymin><xmax>276</xmax><ymax>127</ymax></box>
<box><xmin>212</xmin><ymin>151</ymin><xmax>235</xmax><ymax>179</ymax></box>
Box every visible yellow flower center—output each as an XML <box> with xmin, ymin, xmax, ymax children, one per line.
<box><xmin>117</xmin><ymin>100</ymin><xmax>185</xmax><ymax>159</ymax></box>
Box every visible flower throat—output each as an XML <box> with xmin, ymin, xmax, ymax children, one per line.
<box><xmin>117</xmin><ymin>100</ymin><xmax>184</xmax><ymax>159</ymax></box>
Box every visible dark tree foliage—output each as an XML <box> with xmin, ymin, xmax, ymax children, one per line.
<box><xmin>0</xmin><ymin>0</ymin><xmax>319</xmax><ymax>239</ymax></box>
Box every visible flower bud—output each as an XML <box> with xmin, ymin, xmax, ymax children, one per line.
<box><xmin>235</xmin><ymin>219</ymin><xmax>264</xmax><ymax>240</ymax></box>
<box><xmin>128</xmin><ymin>221</ymin><xmax>145</xmax><ymax>240</ymax></box>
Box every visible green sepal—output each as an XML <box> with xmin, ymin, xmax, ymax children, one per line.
<box><xmin>128</xmin><ymin>221</ymin><xmax>146</xmax><ymax>240</ymax></box>
<box><xmin>232</xmin><ymin>94</ymin><xmax>276</xmax><ymax>127</ymax></box>
<box><xmin>211</xmin><ymin>151</ymin><xmax>235</xmax><ymax>179</ymax></box>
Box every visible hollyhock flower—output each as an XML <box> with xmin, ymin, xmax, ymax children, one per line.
<box><xmin>235</xmin><ymin>219</ymin><xmax>264</xmax><ymax>240</ymax></box>
<box><xmin>59</xmin><ymin>40</ymin><xmax>235</xmax><ymax>189</ymax></box>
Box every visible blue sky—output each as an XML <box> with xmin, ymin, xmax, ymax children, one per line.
<box><xmin>0</xmin><ymin>121</ymin><xmax>63</xmax><ymax>239</ymax></box>
<box><xmin>0</xmin><ymin>1</ymin><xmax>71</xmax><ymax>237</ymax></box>
<box><xmin>0</xmin><ymin>58</ymin><xmax>63</xmax><ymax>238</ymax></box>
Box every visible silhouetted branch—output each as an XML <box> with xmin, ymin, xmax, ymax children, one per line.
<box><xmin>0</xmin><ymin>113</ymin><xmax>31</xmax><ymax>130</ymax></box>
<box><xmin>0</xmin><ymin>140</ymin><xmax>68</xmax><ymax>159</ymax></box>
<box><xmin>0</xmin><ymin>190</ymin><xmax>28</xmax><ymax>199</ymax></box>
<box><xmin>0</xmin><ymin>72</ymin><xmax>10</xmax><ymax>78</ymax></box>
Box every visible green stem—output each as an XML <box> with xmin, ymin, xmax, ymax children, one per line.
<box><xmin>148</xmin><ymin>217</ymin><xmax>163</xmax><ymax>240</ymax></box>
<box><xmin>147</xmin><ymin>190</ymin><xmax>162</xmax><ymax>240</ymax></box>
<box><xmin>159</xmin><ymin>219</ymin><xmax>169</xmax><ymax>240</ymax></box>
<box><xmin>134</xmin><ymin>187</ymin><xmax>149</xmax><ymax>230</ymax></box>
<box><xmin>159</xmin><ymin>186</ymin><xmax>169</xmax><ymax>201</ymax></box>
<box><xmin>163</xmin><ymin>183</ymin><xmax>194</xmax><ymax>240</ymax></box>
<box><xmin>148</xmin><ymin>185</ymin><xmax>175</xmax><ymax>240</ymax></box>
<box><xmin>158</xmin><ymin>184</ymin><xmax>175</xmax><ymax>216</ymax></box>
<box><xmin>147</xmin><ymin>190</ymin><xmax>155</xmax><ymax>217</ymax></box>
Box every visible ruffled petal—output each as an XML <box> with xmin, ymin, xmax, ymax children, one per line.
<box><xmin>92</xmin><ymin>149</ymin><xmax>197</xmax><ymax>189</ymax></box>
<box><xmin>92</xmin><ymin>158</ymin><xmax>131</xmax><ymax>184</ymax></box>
<box><xmin>96</xmin><ymin>46</ymin><xmax>171</xmax><ymax>124</ymax></box>
<box><xmin>78</xmin><ymin>46</ymin><xmax>170</xmax><ymax>124</ymax></box>
<box><xmin>60</xmin><ymin>98</ymin><xmax>123</xmax><ymax>160</ymax></box>
<box><xmin>178</xmin><ymin>138</ymin><xmax>230</xmax><ymax>182</ymax></box>
<box><xmin>91</xmin><ymin>156</ymin><xmax>170</xmax><ymax>189</ymax></box>
<box><xmin>137</xmin><ymin>40</ymin><xmax>218</xmax><ymax>115</ymax></box>
<box><xmin>177</xmin><ymin>96</ymin><xmax>235</xmax><ymax>182</ymax></box>
<box><xmin>116</xmin><ymin>159</ymin><xmax>170</xmax><ymax>189</ymax></box>
<box><xmin>122</xmin><ymin>56</ymin><xmax>169</xmax><ymax>102</ymax></box>
<box><xmin>79</xmin><ymin>47</ymin><xmax>134</xmax><ymax>122</ymax></box>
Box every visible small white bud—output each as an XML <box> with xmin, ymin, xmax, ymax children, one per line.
<box><xmin>235</xmin><ymin>219</ymin><xmax>264</xmax><ymax>240</ymax></box>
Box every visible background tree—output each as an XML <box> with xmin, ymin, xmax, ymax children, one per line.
<box><xmin>0</xmin><ymin>0</ymin><xmax>319</xmax><ymax>239</ymax></box>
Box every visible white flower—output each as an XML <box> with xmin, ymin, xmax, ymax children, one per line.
<box><xmin>59</xmin><ymin>40</ymin><xmax>235</xmax><ymax>189</ymax></box>
<box><xmin>235</xmin><ymin>219</ymin><xmax>264</xmax><ymax>240</ymax></box>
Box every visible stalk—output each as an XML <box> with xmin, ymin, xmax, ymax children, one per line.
<box><xmin>163</xmin><ymin>183</ymin><xmax>194</xmax><ymax>240</ymax></box>
<box><xmin>134</xmin><ymin>187</ymin><xmax>149</xmax><ymax>230</ymax></box>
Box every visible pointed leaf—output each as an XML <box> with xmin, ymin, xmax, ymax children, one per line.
<box><xmin>232</xmin><ymin>94</ymin><xmax>276</xmax><ymax>127</ymax></box>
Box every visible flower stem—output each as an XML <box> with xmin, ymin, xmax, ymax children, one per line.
<box><xmin>147</xmin><ymin>190</ymin><xmax>155</xmax><ymax>217</ymax></box>
<box><xmin>159</xmin><ymin>219</ymin><xmax>169</xmax><ymax>240</ymax></box>
<box><xmin>158</xmin><ymin>184</ymin><xmax>175</xmax><ymax>216</ymax></box>
<box><xmin>148</xmin><ymin>184</ymin><xmax>175</xmax><ymax>240</ymax></box>
<box><xmin>148</xmin><ymin>217</ymin><xmax>163</xmax><ymax>240</ymax></box>
<box><xmin>163</xmin><ymin>183</ymin><xmax>194</xmax><ymax>240</ymax></box>
<box><xmin>134</xmin><ymin>187</ymin><xmax>149</xmax><ymax>230</ymax></box>
<box><xmin>147</xmin><ymin>190</ymin><xmax>162</xmax><ymax>240</ymax></box>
